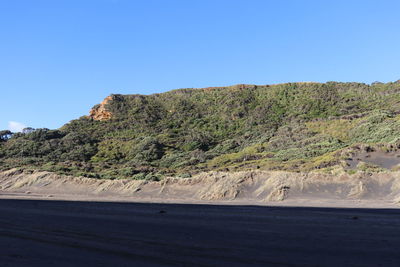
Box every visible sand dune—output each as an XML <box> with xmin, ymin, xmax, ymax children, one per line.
<box><xmin>1</xmin><ymin>168</ymin><xmax>400</xmax><ymax>208</ymax></box>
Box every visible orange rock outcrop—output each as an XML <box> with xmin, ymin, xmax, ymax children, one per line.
<box><xmin>89</xmin><ymin>95</ymin><xmax>113</xmax><ymax>121</ymax></box>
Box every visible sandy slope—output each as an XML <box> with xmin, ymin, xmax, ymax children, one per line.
<box><xmin>1</xmin><ymin>168</ymin><xmax>400</xmax><ymax>208</ymax></box>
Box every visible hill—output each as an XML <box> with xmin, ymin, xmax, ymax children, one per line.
<box><xmin>2</xmin><ymin>81</ymin><xmax>400</xmax><ymax>180</ymax></box>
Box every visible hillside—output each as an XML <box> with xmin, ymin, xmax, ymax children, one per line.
<box><xmin>2</xmin><ymin>81</ymin><xmax>400</xmax><ymax>180</ymax></box>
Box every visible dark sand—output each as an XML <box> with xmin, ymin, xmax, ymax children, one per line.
<box><xmin>346</xmin><ymin>150</ymin><xmax>400</xmax><ymax>170</ymax></box>
<box><xmin>0</xmin><ymin>199</ymin><xmax>400</xmax><ymax>266</ymax></box>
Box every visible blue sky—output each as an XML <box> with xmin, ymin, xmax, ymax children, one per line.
<box><xmin>1</xmin><ymin>0</ymin><xmax>400</xmax><ymax>131</ymax></box>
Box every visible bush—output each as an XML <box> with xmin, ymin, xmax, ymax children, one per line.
<box><xmin>3</xmin><ymin>81</ymin><xmax>400</xmax><ymax>176</ymax></box>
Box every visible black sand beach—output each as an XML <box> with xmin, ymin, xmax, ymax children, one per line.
<box><xmin>0</xmin><ymin>199</ymin><xmax>399</xmax><ymax>266</ymax></box>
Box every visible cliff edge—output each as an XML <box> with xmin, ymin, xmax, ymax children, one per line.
<box><xmin>89</xmin><ymin>95</ymin><xmax>113</xmax><ymax>121</ymax></box>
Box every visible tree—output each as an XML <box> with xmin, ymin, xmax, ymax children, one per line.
<box><xmin>22</xmin><ymin>127</ymin><xmax>35</xmax><ymax>134</ymax></box>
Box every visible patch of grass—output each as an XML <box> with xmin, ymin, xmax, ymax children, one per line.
<box><xmin>306</xmin><ymin>119</ymin><xmax>357</xmax><ymax>142</ymax></box>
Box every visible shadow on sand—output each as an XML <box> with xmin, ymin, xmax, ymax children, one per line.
<box><xmin>0</xmin><ymin>199</ymin><xmax>399</xmax><ymax>266</ymax></box>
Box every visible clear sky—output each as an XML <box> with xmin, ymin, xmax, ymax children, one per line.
<box><xmin>1</xmin><ymin>0</ymin><xmax>400</xmax><ymax>131</ymax></box>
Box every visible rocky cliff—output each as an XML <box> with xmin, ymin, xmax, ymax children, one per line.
<box><xmin>89</xmin><ymin>95</ymin><xmax>113</xmax><ymax>121</ymax></box>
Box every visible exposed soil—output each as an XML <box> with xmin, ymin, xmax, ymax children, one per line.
<box><xmin>346</xmin><ymin>150</ymin><xmax>400</xmax><ymax>170</ymax></box>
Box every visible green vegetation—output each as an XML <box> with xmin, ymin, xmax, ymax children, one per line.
<box><xmin>2</xmin><ymin>81</ymin><xmax>400</xmax><ymax>179</ymax></box>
